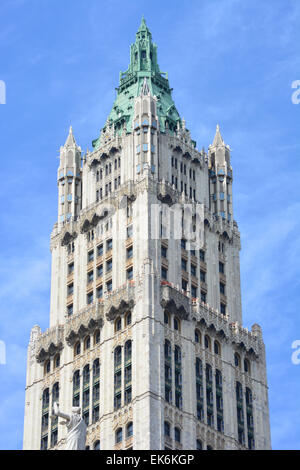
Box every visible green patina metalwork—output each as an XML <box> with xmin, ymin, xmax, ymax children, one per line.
<box><xmin>92</xmin><ymin>17</ymin><xmax>181</xmax><ymax>150</ymax></box>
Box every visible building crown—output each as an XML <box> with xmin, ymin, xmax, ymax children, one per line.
<box><xmin>92</xmin><ymin>17</ymin><xmax>181</xmax><ymax>150</ymax></box>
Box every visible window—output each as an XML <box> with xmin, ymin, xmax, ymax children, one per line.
<box><xmin>115</xmin><ymin>317</ymin><xmax>122</xmax><ymax>332</ymax></box>
<box><xmin>235</xmin><ymin>353</ymin><xmax>241</xmax><ymax>368</ymax></box>
<box><xmin>74</xmin><ymin>341</ymin><xmax>81</xmax><ymax>356</ymax></box>
<box><xmin>97</xmin><ymin>244</ymin><xmax>103</xmax><ymax>257</ymax></box>
<box><xmin>54</xmin><ymin>354</ymin><xmax>60</xmax><ymax>369</ymax></box>
<box><xmin>68</xmin><ymin>262</ymin><xmax>74</xmax><ymax>275</ymax></box>
<box><xmin>161</xmin><ymin>267</ymin><xmax>167</xmax><ymax>280</ymax></box>
<box><xmin>97</xmin><ymin>264</ymin><xmax>103</xmax><ymax>278</ymax></box>
<box><xmin>244</xmin><ymin>359</ymin><xmax>250</xmax><ymax>374</ymax></box>
<box><xmin>164</xmin><ymin>311</ymin><xmax>170</xmax><ymax>326</ymax></box>
<box><xmin>107</xmin><ymin>279</ymin><xmax>112</xmax><ymax>292</ymax></box>
<box><xmin>126</xmin><ymin>422</ymin><xmax>133</xmax><ymax>438</ymax></box>
<box><xmin>182</xmin><ymin>279</ymin><xmax>188</xmax><ymax>291</ymax></box>
<box><xmin>204</xmin><ymin>335</ymin><xmax>211</xmax><ymax>351</ymax></box>
<box><xmin>200</xmin><ymin>271</ymin><xmax>206</xmax><ymax>283</ymax></box>
<box><xmin>220</xmin><ymin>303</ymin><xmax>226</xmax><ymax>315</ymax></box>
<box><xmin>191</xmin><ymin>285</ymin><xmax>197</xmax><ymax>298</ymax></box>
<box><xmin>127</xmin><ymin>225</ymin><xmax>133</xmax><ymax>239</ymax></box>
<box><xmin>195</xmin><ymin>329</ymin><xmax>201</xmax><ymax>344</ymax></box>
<box><xmin>220</xmin><ymin>282</ymin><xmax>225</xmax><ymax>295</ymax></box>
<box><xmin>67</xmin><ymin>304</ymin><xmax>73</xmax><ymax>316</ymax></box>
<box><xmin>196</xmin><ymin>439</ymin><xmax>203</xmax><ymax>450</ymax></box>
<box><xmin>94</xmin><ymin>330</ymin><xmax>100</xmax><ymax>344</ymax></box>
<box><xmin>96</xmin><ymin>285</ymin><xmax>103</xmax><ymax>299</ymax></box>
<box><xmin>181</xmin><ymin>239</ymin><xmax>186</xmax><ymax>250</ymax></box>
<box><xmin>125</xmin><ymin>311</ymin><xmax>132</xmax><ymax>326</ymax></box>
<box><xmin>214</xmin><ymin>341</ymin><xmax>221</xmax><ymax>356</ymax></box>
<box><xmin>181</xmin><ymin>258</ymin><xmax>187</xmax><ymax>271</ymax></box>
<box><xmin>107</xmin><ymin>239</ymin><xmax>113</xmax><ymax>251</ymax></box>
<box><xmin>88</xmin><ymin>250</ymin><xmax>94</xmax><ymax>263</ymax></box>
<box><xmin>219</xmin><ymin>262</ymin><xmax>224</xmax><ymax>274</ymax></box>
<box><xmin>201</xmin><ymin>291</ymin><xmax>206</xmax><ymax>303</ymax></box>
<box><xmin>174</xmin><ymin>317</ymin><xmax>180</xmax><ymax>332</ymax></box>
<box><xmin>106</xmin><ymin>259</ymin><xmax>112</xmax><ymax>272</ymax></box>
<box><xmin>87</xmin><ymin>271</ymin><xmax>94</xmax><ymax>284</ymax></box>
<box><xmin>200</xmin><ymin>250</ymin><xmax>205</xmax><ymax>262</ymax></box>
<box><xmin>191</xmin><ymin>264</ymin><xmax>197</xmax><ymax>277</ymax></box>
<box><xmin>44</xmin><ymin>360</ymin><xmax>50</xmax><ymax>375</ymax></box>
<box><xmin>164</xmin><ymin>421</ymin><xmax>170</xmax><ymax>437</ymax></box>
<box><xmin>174</xmin><ymin>427</ymin><xmax>181</xmax><ymax>443</ymax></box>
<box><xmin>127</xmin><ymin>246</ymin><xmax>133</xmax><ymax>259</ymax></box>
<box><xmin>161</xmin><ymin>245</ymin><xmax>167</xmax><ymax>258</ymax></box>
<box><xmin>67</xmin><ymin>283</ymin><xmax>74</xmax><ymax>296</ymax></box>
<box><xmin>116</xmin><ymin>428</ymin><xmax>123</xmax><ymax>444</ymax></box>
<box><xmin>174</xmin><ymin>345</ymin><xmax>181</xmax><ymax>365</ymax></box>
<box><xmin>87</xmin><ymin>292</ymin><xmax>93</xmax><ymax>305</ymax></box>
<box><xmin>126</xmin><ymin>267</ymin><xmax>133</xmax><ymax>280</ymax></box>
<box><xmin>84</xmin><ymin>336</ymin><xmax>90</xmax><ymax>351</ymax></box>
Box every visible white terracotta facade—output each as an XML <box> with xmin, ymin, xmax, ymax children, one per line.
<box><xmin>23</xmin><ymin>22</ymin><xmax>271</xmax><ymax>451</ymax></box>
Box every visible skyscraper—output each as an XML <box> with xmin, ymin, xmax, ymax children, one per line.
<box><xmin>23</xmin><ymin>18</ymin><xmax>271</xmax><ymax>450</ymax></box>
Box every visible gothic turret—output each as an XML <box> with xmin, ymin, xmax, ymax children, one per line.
<box><xmin>57</xmin><ymin>126</ymin><xmax>82</xmax><ymax>226</ymax></box>
<box><xmin>208</xmin><ymin>125</ymin><xmax>233</xmax><ymax>223</ymax></box>
<box><xmin>92</xmin><ymin>17</ymin><xmax>181</xmax><ymax>149</ymax></box>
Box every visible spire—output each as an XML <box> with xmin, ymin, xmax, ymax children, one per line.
<box><xmin>138</xmin><ymin>15</ymin><xmax>151</xmax><ymax>35</ymax></box>
<box><xmin>64</xmin><ymin>126</ymin><xmax>76</xmax><ymax>147</ymax></box>
<box><xmin>92</xmin><ymin>19</ymin><xmax>182</xmax><ymax>149</ymax></box>
<box><xmin>212</xmin><ymin>124</ymin><xmax>224</xmax><ymax>147</ymax></box>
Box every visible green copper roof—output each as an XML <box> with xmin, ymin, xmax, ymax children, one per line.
<box><xmin>92</xmin><ymin>17</ymin><xmax>181</xmax><ymax>150</ymax></box>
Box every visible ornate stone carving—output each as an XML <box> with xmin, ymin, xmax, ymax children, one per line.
<box><xmin>161</xmin><ymin>283</ymin><xmax>189</xmax><ymax>320</ymax></box>
<box><xmin>36</xmin><ymin>325</ymin><xmax>64</xmax><ymax>363</ymax></box>
<box><xmin>65</xmin><ymin>303</ymin><xmax>104</xmax><ymax>346</ymax></box>
<box><xmin>104</xmin><ymin>281</ymin><xmax>135</xmax><ymax>321</ymax></box>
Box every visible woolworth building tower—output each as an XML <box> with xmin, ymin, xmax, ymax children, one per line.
<box><xmin>23</xmin><ymin>18</ymin><xmax>271</xmax><ymax>451</ymax></box>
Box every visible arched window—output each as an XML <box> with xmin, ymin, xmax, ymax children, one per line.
<box><xmin>115</xmin><ymin>317</ymin><xmax>122</xmax><ymax>332</ymax></box>
<box><xmin>174</xmin><ymin>317</ymin><xmax>181</xmax><ymax>332</ymax></box>
<box><xmin>245</xmin><ymin>388</ymin><xmax>253</xmax><ymax>405</ymax></box>
<box><xmin>52</xmin><ymin>382</ymin><xmax>59</xmax><ymax>403</ymax></box>
<box><xmin>93</xmin><ymin>440</ymin><xmax>100</xmax><ymax>450</ymax></box>
<box><xmin>164</xmin><ymin>340</ymin><xmax>171</xmax><ymax>359</ymax></box>
<box><xmin>196</xmin><ymin>358</ymin><xmax>202</xmax><ymax>378</ymax></box>
<box><xmin>54</xmin><ymin>354</ymin><xmax>60</xmax><ymax>369</ymax></box>
<box><xmin>164</xmin><ymin>311</ymin><xmax>170</xmax><ymax>326</ymax></box>
<box><xmin>126</xmin><ymin>422</ymin><xmax>133</xmax><ymax>438</ymax></box>
<box><xmin>234</xmin><ymin>353</ymin><xmax>241</xmax><ymax>368</ymax></box>
<box><xmin>94</xmin><ymin>329</ymin><xmax>100</xmax><ymax>345</ymax></box>
<box><xmin>214</xmin><ymin>340</ymin><xmax>221</xmax><ymax>356</ymax></box>
<box><xmin>125</xmin><ymin>340</ymin><xmax>132</xmax><ymax>363</ymax></box>
<box><xmin>116</xmin><ymin>427</ymin><xmax>123</xmax><ymax>443</ymax></box>
<box><xmin>83</xmin><ymin>364</ymin><xmax>90</xmax><ymax>386</ymax></box>
<box><xmin>195</xmin><ymin>329</ymin><xmax>201</xmax><ymax>344</ymax></box>
<box><xmin>84</xmin><ymin>336</ymin><xmax>90</xmax><ymax>351</ymax></box>
<box><xmin>42</xmin><ymin>388</ymin><xmax>49</xmax><ymax>410</ymax></box>
<box><xmin>174</xmin><ymin>345</ymin><xmax>181</xmax><ymax>365</ymax></box>
<box><xmin>244</xmin><ymin>358</ymin><xmax>250</xmax><ymax>374</ymax></box>
<box><xmin>164</xmin><ymin>421</ymin><xmax>170</xmax><ymax>437</ymax></box>
<box><xmin>196</xmin><ymin>439</ymin><xmax>203</xmax><ymax>450</ymax></box>
<box><xmin>125</xmin><ymin>311</ymin><xmax>132</xmax><ymax>327</ymax></box>
<box><xmin>114</xmin><ymin>346</ymin><xmax>122</xmax><ymax>368</ymax></box>
<box><xmin>44</xmin><ymin>360</ymin><xmax>50</xmax><ymax>375</ymax></box>
<box><xmin>204</xmin><ymin>335</ymin><xmax>211</xmax><ymax>351</ymax></box>
<box><xmin>93</xmin><ymin>359</ymin><xmax>100</xmax><ymax>380</ymax></box>
<box><xmin>74</xmin><ymin>341</ymin><xmax>81</xmax><ymax>357</ymax></box>
<box><xmin>174</xmin><ymin>427</ymin><xmax>181</xmax><ymax>443</ymax></box>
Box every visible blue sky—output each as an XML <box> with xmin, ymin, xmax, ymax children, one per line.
<box><xmin>0</xmin><ymin>0</ymin><xmax>299</xmax><ymax>450</ymax></box>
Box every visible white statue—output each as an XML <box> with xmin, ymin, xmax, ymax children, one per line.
<box><xmin>51</xmin><ymin>402</ymin><xmax>87</xmax><ymax>450</ymax></box>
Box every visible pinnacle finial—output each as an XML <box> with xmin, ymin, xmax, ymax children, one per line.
<box><xmin>65</xmin><ymin>125</ymin><xmax>76</xmax><ymax>147</ymax></box>
<box><xmin>212</xmin><ymin>123</ymin><xmax>224</xmax><ymax>147</ymax></box>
